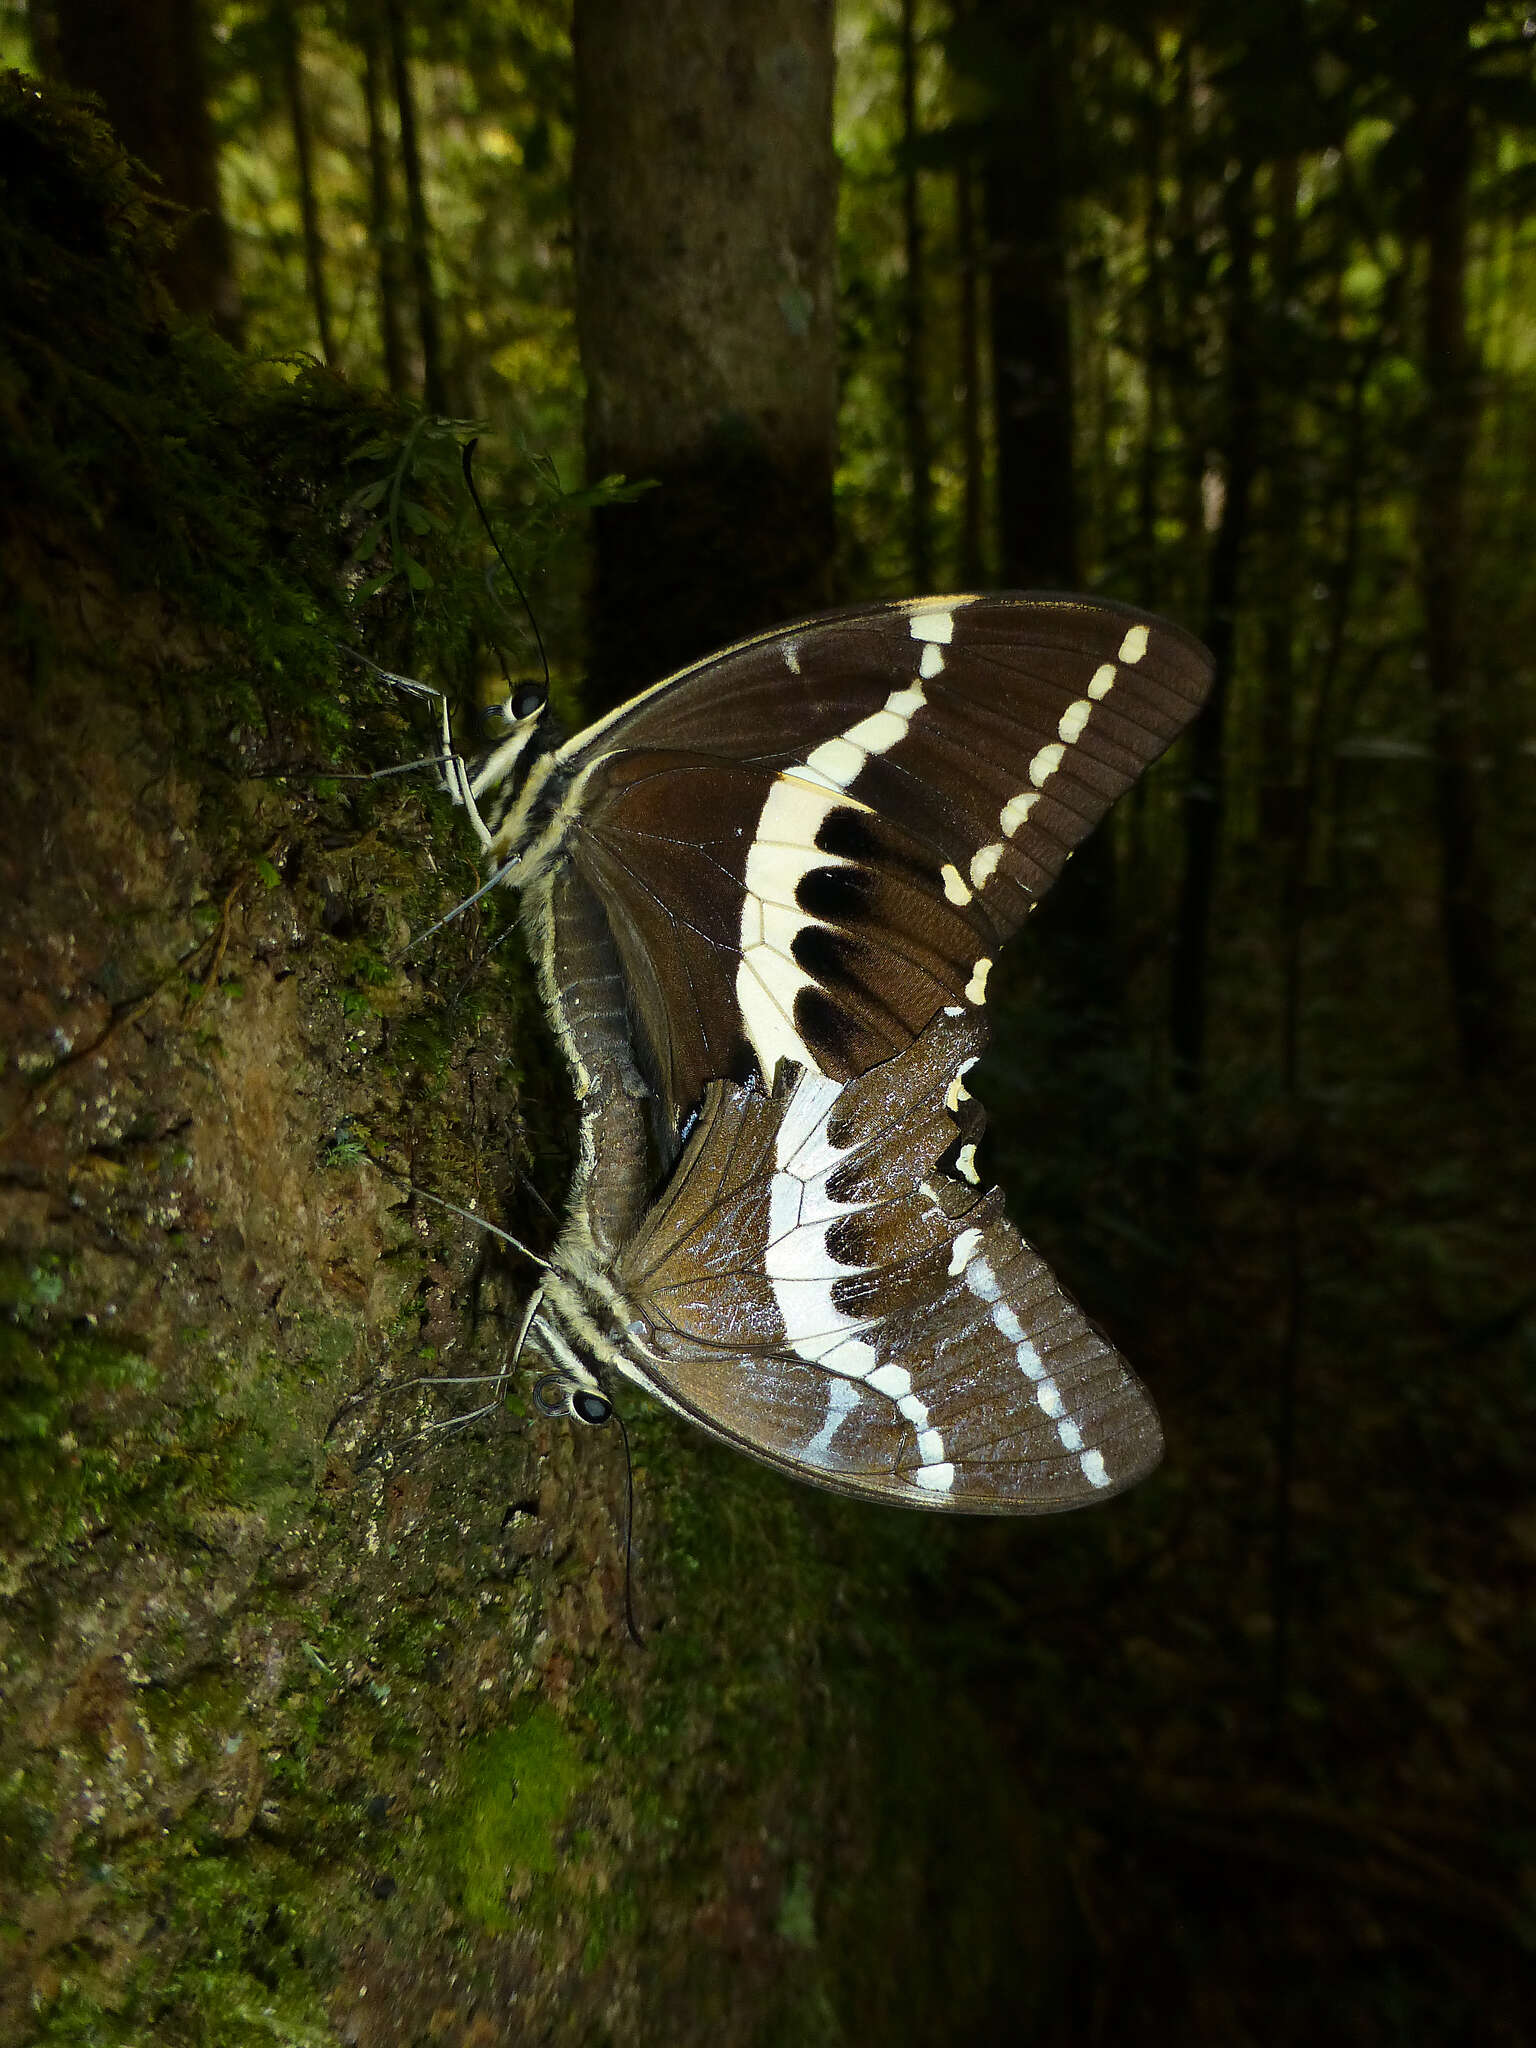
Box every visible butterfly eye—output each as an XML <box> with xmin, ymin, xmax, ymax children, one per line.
<box><xmin>510</xmin><ymin>680</ymin><xmax>546</xmax><ymax>721</ymax></box>
<box><xmin>531</xmin><ymin>1374</ymin><xmax>612</xmax><ymax>1426</ymax></box>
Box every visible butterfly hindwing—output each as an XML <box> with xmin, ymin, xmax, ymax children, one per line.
<box><xmin>614</xmin><ymin>1008</ymin><xmax>1162</xmax><ymax>1512</ymax></box>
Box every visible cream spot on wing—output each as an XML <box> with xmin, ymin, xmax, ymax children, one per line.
<box><xmin>1058</xmin><ymin>698</ymin><xmax>1093</xmax><ymax>745</ymax></box>
<box><xmin>1029</xmin><ymin>742</ymin><xmax>1065</xmax><ymax>787</ymax></box>
<box><xmin>964</xmin><ymin>1255</ymin><xmax>1001</xmax><ymax>1303</ymax></box>
<box><xmin>965</xmin><ymin>957</ymin><xmax>992</xmax><ymax>1005</ymax></box>
<box><xmin>919</xmin><ymin>641</ymin><xmax>946</xmax><ymax>679</ymax></box>
<box><xmin>843</xmin><ymin>707</ymin><xmax>909</xmax><ymax>754</ymax></box>
<box><xmin>1000</xmin><ymin>790</ymin><xmax>1038</xmax><ymax>836</ymax></box>
<box><xmin>737</xmin><ymin>948</ymin><xmax>822</xmax><ymax>1080</ymax></box>
<box><xmin>802</xmin><ymin>1375</ymin><xmax>860</xmax><ymax>1464</ymax></box>
<box><xmin>943</xmin><ymin>1057</ymin><xmax>977</xmax><ymax>1114</ymax></box>
<box><xmin>884</xmin><ymin>684</ymin><xmax>927</xmax><ymax>719</ymax></box>
<box><xmin>969</xmin><ymin>842</ymin><xmax>1003</xmax><ymax>890</ymax></box>
<box><xmin>1088</xmin><ymin>662</ymin><xmax>1117</xmax><ymax>699</ymax></box>
<box><xmin>1118</xmin><ymin>623</ymin><xmax>1150</xmax><ymax>664</ymax></box>
<box><xmin>821</xmin><ymin>1333</ymin><xmax>880</xmax><ymax>1377</ymax></box>
<box><xmin>784</xmin><ymin>642</ymin><xmax>802</xmax><ymax>675</ymax></box>
<box><xmin>1056</xmin><ymin>1419</ymin><xmax>1084</xmax><ymax>1453</ymax></box>
<box><xmin>948</xmin><ymin>1226</ymin><xmax>984</xmax><ymax>1276</ymax></box>
<box><xmin>941</xmin><ymin>862</ymin><xmax>972</xmax><ymax>906</ymax></box>
<box><xmin>1081</xmin><ymin>1448</ymin><xmax>1110</xmax><ymax>1487</ymax></box>
<box><xmin>955</xmin><ymin>1142</ymin><xmax>980</xmax><ymax>1184</ymax></box>
<box><xmin>908</xmin><ymin>608</ymin><xmax>955</xmax><ymax>644</ymax></box>
<box><xmin>943</xmin><ymin>1004</ymin><xmax>965</xmax><ymax>1017</ymax></box>
<box><xmin>916</xmin><ymin>1462</ymin><xmax>955</xmax><ymax>1492</ymax></box>
<box><xmin>803</xmin><ymin>734</ymin><xmax>868</xmax><ymax>790</ymax></box>
<box><xmin>869</xmin><ymin>1363</ymin><xmax>912</xmax><ymax>1400</ymax></box>
<box><xmin>992</xmin><ymin>1303</ymin><xmax>1024</xmax><ymax>1343</ymax></box>
<box><xmin>1012</xmin><ymin>1337</ymin><xmax>1045</xmax><ymax>1381</ymax></box>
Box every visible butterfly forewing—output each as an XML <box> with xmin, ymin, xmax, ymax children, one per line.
<box><xmin>614</xmin><ymin>1009</ymin><xmax>1161</xmax><ymax>1512</ymax></box>
<box><xmin>564</xmin><ymin>594</ymin><xmax>1213</xmax><ymax>1134</ymax></box>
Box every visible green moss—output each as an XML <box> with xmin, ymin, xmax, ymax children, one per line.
<box><xmin>448</xmin><ymin>1706</ymin><xmax>595</xmax><ymax>1927</ymax></box>
<box><xmin>0</xmin><ymin>1763</ymin><xmax>53</xmax><ymax>1892</ymax></box>
<box><xmin>776</xmin><ymin>1861</ymin><xmax>817</xmax><ymax>1948</ymax></box>
<box><xmin>0</xmin><ymin>1313</ymin><xmax>159</xmax><ymax>1555</ymax></box>
<box><xmin>40</xmin><ymin>1848</ymin><xmax>338</xmax><ymax>2048</ymax></box>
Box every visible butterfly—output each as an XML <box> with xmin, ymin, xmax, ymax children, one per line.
<box><xmin>405</xmin><ymin>593</ymin><xmax>1213</xmax><ymax>1513</ymax></box>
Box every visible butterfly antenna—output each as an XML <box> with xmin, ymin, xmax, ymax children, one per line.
<box><xmin>405</xmin><ymin>1181</ymin><xmax>549</xmax><ymax>1270</ymax></box>
<box><xmin>364</xmin><ymin>1153</ymin><xmax>549</xmax><ymax>1269</ymax></box>
<box><xmin>461</xmin><ymin>439</ymin><xmax>551</xmax><ymax>698</ymax></box>
<box><xmin>612</xmin><ymin>1402</ymin><xmax>646</xmax><ymax>1649</ymax></box>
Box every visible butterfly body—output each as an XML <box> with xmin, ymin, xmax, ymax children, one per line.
<box><xmin>436</xmin><ymin>593</ymin><xmax>1213</xmax><ymax>1511</ymax></box>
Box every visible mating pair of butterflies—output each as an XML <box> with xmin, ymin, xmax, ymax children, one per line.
<box><xmin>411</xmin><ymin>593</ymin><xmax>1213</xmax><ymax>1515</ymax></box>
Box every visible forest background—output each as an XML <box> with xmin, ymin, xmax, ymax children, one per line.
<box><xmin>0</xmin><ymin>1</ymin><xmax>1533</xmax><ymax>2044</ymax></box>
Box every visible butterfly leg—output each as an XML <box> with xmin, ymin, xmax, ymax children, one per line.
<box><xmin>336</xmin><ymin>645</ymin><xmax>500</xmax><ymax>850</ymax></box>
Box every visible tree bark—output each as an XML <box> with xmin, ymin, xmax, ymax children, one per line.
<box><xmin>955</xmin><ymin>153</ymin><xmax>986</xmax><ymax>586</ymax></box>
<box><xmin>273</xmin><ymin>0</ymin><xmax>335</xmax><ymax>366</ymax></box>
<box><xmin>51</xmin><ymin>0</ymin><xmax>239</xmax><ymax>335</ymax></box>
<box><xmin>385</xmin><ymin>0</ymin><xmax>448</xmax><ymax>413</ymax></box>
<box><xmin>981</xmin><ymin>6</ymin><xmax>1077</xmax><ymax>594</ymax></box>
<box><xmin>974</xmin><ymin>0</ymin><xmax>1126</xmax><ymax>1018</ymax></box>
<box><xmin>1416</xmin><ymin>29</ymin><xmax>1515</xmax><ymax>1079</ymax></box>
<box><xmin>572</xmin><ymin>0</ymin><xmax>839</xmax><ymax>706</ymax></box>
<box><xmin>1257</xmin><ymin>154</ymin><xmax>1299</xmax><ymax>820</ymax></box>
<box><xmin>1169</xmin><ymin>161</ymin><xmax>1259</xmax><ymax>1093</ymax></box>
<box><xmin>899</xmin><ymin>0</ymin><xmax>934</xmax><ymax>590</ymax></box>
<box><xmin>359</xmin><ymin>13</ymin><xmax>410</xmax><ymax>394</ymax></box>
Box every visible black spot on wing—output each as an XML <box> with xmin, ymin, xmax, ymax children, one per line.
<box><xmin>824</xmin><ymin>1213</ymin><xmax>870</xmax><ymax>1268</ymax></box>
<box><xmin>814</xmin><ymin>804</ymin><xmax>940</xmax><ymax>892</ymax></box>
<box><xmin>794</xmin><ymin>987</ymin><xmax>868</xmax><ymax>1072</ymax></box>
<box><xmin>796</xmin><ymin>864</ymin><xmax>878</xmax><ymax>922</ymax></box>
<box><xmin>791</xmin><ymin>923</ymin><xmax>861</xmax><ymax>992</ymax></box>
<box><xmin>814</xmin><ymin>807</ymin><xmax>883</xmax><ymax>864</ymax></box>
<box><xmin>726</xmin><ymin>1037</ymin><xmax>762</xmax><ymax>1087</ymax></box>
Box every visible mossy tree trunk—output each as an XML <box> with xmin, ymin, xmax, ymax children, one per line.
<box><xmin>0</xmin><ymin>78</ymin><xmax>1057</xmax><ymax>2048</ymax></box>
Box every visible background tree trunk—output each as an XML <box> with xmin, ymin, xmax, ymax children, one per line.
<box><xmin>572</xmin><ymin>0</ymin><xmax>839</xmax><ymax>705</ymax></box>
<box><xmin>981</xmin><ymin>5</ymin><xmax>1077</xmax><ymax>593</ymax></box>
<box><xmin>1416</xmin><ymin>23</ymin><xmax>1515</xmax><ymax>1079</ymax></box>
<box><xmin>274</xmin><ymin>0</ymin><xmax>335</xmax><ymax>365</ymax></box>
<box><xmin>51</xmin><ymin>0</ymin><xmax>239</xmax><ymax>334</ymax></box>
<box><xmin>358</xmin><ymin>10</ymin><xmax>410</xmax><ymax>395</ymax></box>
<box><xmin>973</xmin><ymin>0</ymin><xmax>1124</xmax><ymax>1020</ymax></box>
<box><xmin>385</xmin><ymin>0</ymin><xmax>448</xmax><ymax>412</ymax></box>
<box><xmin>899</xmin><ymin>0</ymin><xmax>934</xmax><ymax>590</ymax></box>
<box><xmin>954</xmin><ymin>154</ymin><xmax>986</xmax><ymax>585</ymax></box>
<box><xmin>1169</xmin><ymin>160</ymin><xmax>1259</xmax><ymax>1093</ymax></box>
